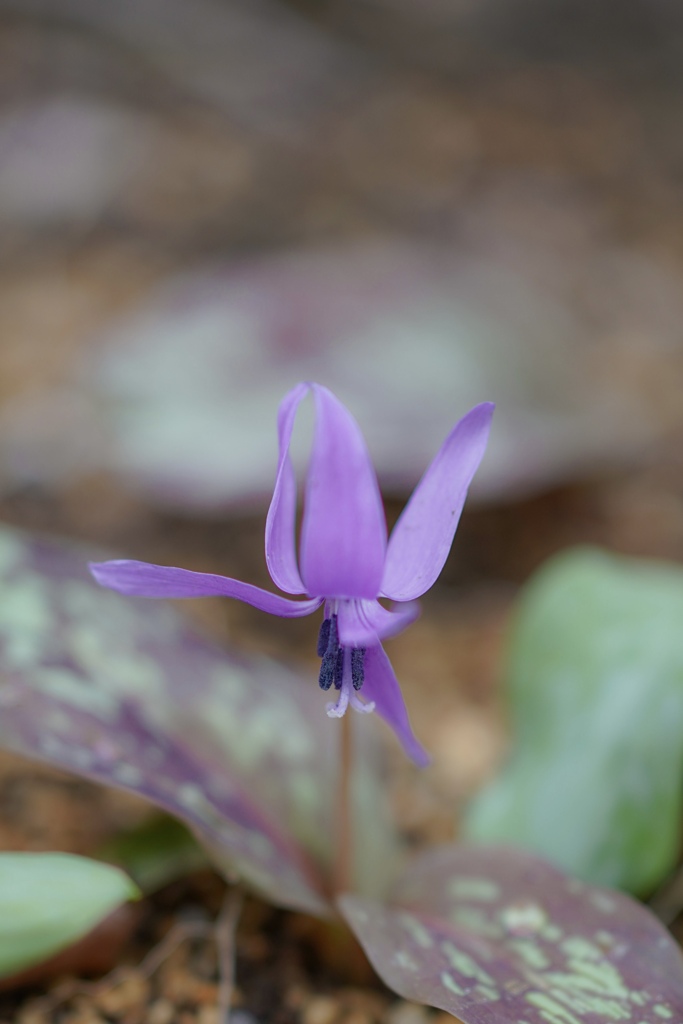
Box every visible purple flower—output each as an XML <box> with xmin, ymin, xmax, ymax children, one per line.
<box><xmin>90</xmin><ymin>383</ymin><xmax>493</xmax><ymax>766</ymax></box>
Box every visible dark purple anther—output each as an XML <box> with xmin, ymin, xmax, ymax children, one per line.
<box><xmin>351</xmin><ymin>647</ymin><xmax>366</xmax><ymax>690</ymax></box>
<box><xmin>334</xmin><ymin>647</ymin><xmax>344</xmax><ymax>689</ymax></box>
<box><xmin>318</xmin><ymin>614</ymin><xmax>341</xmax><ymax>691</ymax></box>
<box><xmin>319</xmin><ymin>652</ymin><xmax>335</xmax><ymax>690</ymax></box>
<box><xmin>317</xmin><ymin>617</ymin><xmax>331</xmax><ymax>657</ymax></box>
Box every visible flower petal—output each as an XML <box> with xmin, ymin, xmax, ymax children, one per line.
<box><xmin>360</xmin><ymin>645</ymin><xmax>430</xmax><ymax>767</ymax></box>
<box><xmin>89</xmin><ymin>560</ymin><xmax>323</xmax><ymax>617</ymax></box>
<box><xmin>337</xmin><ymin>599</ymin><xmax>420</xmax><ymax>648</ymax></box>
<box><xmin>359</xmin><ymin>599</ymin><xmax>421</xmax><ymax>642</ymax></box>
<box><xmin>264</xmin><ymin>382</ymin><xmax>309</xmax><ymax>595</ymax></box>
<box><xmin>300</xmin><ymin>385</ymin><xmax>387</xmax><ymax>600</ymax></box>
<box><xmin>381</xmin><ymin>402</ymin><xmax>494</xmax><ymax>602</ymax></box>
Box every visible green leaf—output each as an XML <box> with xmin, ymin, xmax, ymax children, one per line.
<box><xmin>97</xmin><ymin>816</ymin><xmax>207</xmax><ymax>894</ymax></box>
<box><xmin>340</xmin><ymin>844</ymin><xmax>683</xmax><ymax>1024</ymax></box>
<box><xmin>464</xmin><ymin>547</ymin><xmax>683</xmax><ymax>894</ymax></box>
<box><xmin>0</xmin><ymin>852</ymin><xmax>138</xmax><ymax>979</ymax></box>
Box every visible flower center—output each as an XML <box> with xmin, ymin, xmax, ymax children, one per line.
<box><xmin>317</xmin><ymin>614</ymin><xmax>366</xmax><ymax>692</ymax></box>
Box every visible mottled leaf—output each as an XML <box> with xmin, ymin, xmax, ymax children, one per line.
<box><xmin>0</xmin><ymin>525</ymin><xmax>400</xmax><ymax>915</ymax></box>
<box><xmin>0</xmin><ymin>853</ymin><xmax>138</xmax><ymax>979</ymax></box>
<box><xmin>341</xmin><ymin>844</ymin><xmax>683</xmax><ymax>1024</ymax></box>
<box><xmin>465</xmin><ymin>548</ymin><xmax>683</xmax><ymax>894</ymax></box>
<box><xmin>82</xmin><ymin>242</ymin><xmax>682</xmax><ymax>511</ymax></box>
<box><xmin>4</xmin><ymin>229</ymin><xmax>683</xmax><ymax>507</ymax></box>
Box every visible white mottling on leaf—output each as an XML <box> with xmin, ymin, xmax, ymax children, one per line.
<box><xmin>525</xmin><ymin>991</ymin><xmax>582</xmax><ymax>1024</ymax></box>
<box><xmin>34</xmin><ymin>668</ymin><xmax>117</xmax><ymax>719</ymax></box>
<box><xmin>393</xmin><ymin>950</ymin><xmax>419</xmax><ymax>971</ymax></box>
<box><xmin>473</xmin><ymin>984</ymin><xmax>500</xmax><ymax>1003</ymax></box>
<box><xmin>199</xmin><ymin>685</ymin><xmax>314</xmax><ymax>771</ymax></box>
<box><xmin>450</xmin><ymin>905</ymin><xmax>504</xmax><ymax>939</ymax></box>
<box><xmin>67</xmin><ymin>624</ymin><xmax>164</xmax><ymax>700</ymax></box>
<box><xmin>440</xmin><ymin>972</ymin><xmax>466</xmax><ymax>997</ymax></box>
<box><xmin>560</xmin><ymin>937</ymin><xmax>603</xmax><ymax>962</ymax></box>
<box><xmin>588</xmin><ymin>892</ymin><xmax>617</xmax><ymax>913</ymax></box>
<box><xmin>563</xmin><ymin>957</ymin><xmax>631</xmax><ymax>998</ymax></box>
<box><xmin>399</xmin><ymin>914</ymin><xmax>434</xmax><ymax>949</ymax></box>
<box><xmin>448</xmin><ymin>877</ymin><xmax>500</xmax><ymax>902</ymax></box>
<box><xmin>178</xmin><ymin>783</ymin><xmax>209</xmax><ymax>811</ymax></box>
<box><xmin>441</xmin><ymin>941</ymin><xmax>496</xmax><ymax>989</ymax></box>
<box><xmin>509</xmin><ymin>938</ymin><xmax>551</xmax><ymax>970</ymax></box>
<box><xmin>547</xmin><ymin>985</ymin><xmax>630</xmax><ymax>1020</ymax></box>
<box><xmin>113</xmin><ymin>763</ymin><xmax>143</xmax><ymax>786</ymax></box>
<box><xmin>501</xmin><ymin>901</ymin><xmax>548</xmax><ymax>936</ymax></box>
<box><xmin>0</xmin><ymin>576</ymin><xmax>54</xmax><ymax>667</ymax></box>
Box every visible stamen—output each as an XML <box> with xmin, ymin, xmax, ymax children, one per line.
<box><xmin>334</xmin><ymin>647</ymin><xmax>345</xmax><ymax>690</ymax></box>
<box><xmin>318</xmin><ymin>614</ymin><xmax>341</xmax><ymax>691</ymax></box>
<box><xmin>350</xmin><ymin>692</ymin><xmax>375</xmax><ymax>714</ymax></box>
<box><xmin>351</xmin><ymin>647</ymin><xmax>366</xmax><ymax>690</ymax></box>
<box><xmin>327</xmin><ymin>613</ymin><xmax>339</xmax><ymax>650</ymax></box>
<box><xmin>316</xmin><ymin>618</ymin><xmax>331</xmax><ymax>657</ymax></box>
<box><xmin>326</xmin><ymin>681</ymin><xmax>350</xmax><ymax>717</ymax></box>
<box><xmin>318</xmin><ymin>654</ymin><xmax>335</xmax><ymax>690</ymax></box>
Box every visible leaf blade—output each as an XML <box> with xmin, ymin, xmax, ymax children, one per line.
<box><xmin>0</xmin><ymin>525</ymin><xmax>400</xmax><ymax>913</ymax></box>
<box><xmin>0</xmin><ymin>853</ymin><xmax>138</xmax><ymax>980</ymax></box>
<box><xmin>341</xmin><ymin>844</ymin><xmax>683</xmax><ymax>1024</ymax></box>
<box><xmin>465</xmin><ymin>547</ymin><xmax>683</xmax><ymax>893</ymax></box>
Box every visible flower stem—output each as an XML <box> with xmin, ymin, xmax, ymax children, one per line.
<box><xmin>333</xmin><ymin>710</ymin><xmax>353</xmax><ymax>896</ymax></box>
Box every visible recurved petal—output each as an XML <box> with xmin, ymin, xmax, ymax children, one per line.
<box><xmin>89</xmin><ymin>561</ymin><xmax>323</xmax><ymax>617</ymax></box>
<box><xmin>381</xmin><ymin>402</ymin><xmax>494</xmax><ymax>602</ymax></box>
<box><xmin>360</xmin><ymin>599</ymin><xmax>421</xmax><ymax>642</ymax></box>
<box><xmin>337</xmin><ymin>599</ymin><xmax>420</xmax><ymax>648</ymax></box>
<box><xmin>265</xmin><ymin>382</ymin><xmax>309</xmax><ymax>595</ymax></box>
<box><xmin>361</xmin><ymin>645</ymin><xmax>430</xmax><ymax>767</ymax></box>
<box><xmin>300</xmin><ymin>385</ymin><xmax>387</xmax><ymax>600</ymax></box>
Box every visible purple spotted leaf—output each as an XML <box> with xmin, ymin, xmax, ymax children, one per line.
<box><xmin>0</xmin><ymin>525</ymin><xmax>400</xmax><ymax>915</ymax></box>
<box><xmin>7</xmin><ymin>232</ymin><xmax>682</xmax><ymax>509</ymax></box>
<box><xmin>340</xmin><ymin>844</ymin><xmax>683</xmax><ymax>1023</ymax></box>
<box><xmin>84</xmin><ymin>241</ymin><xmax>678</xmax><ymax>511</ymax></box>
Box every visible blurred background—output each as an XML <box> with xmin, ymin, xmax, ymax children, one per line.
<box><xmin>2</xmin><ymin>0</ymin><xmax>683</xmax><ymax>868</ymax></box>
<box><xmin>2</xmin><ymin>0</ymin><xmax>683</xmax><ymax>526</ymax></box>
